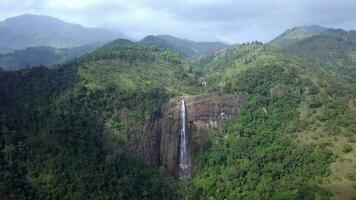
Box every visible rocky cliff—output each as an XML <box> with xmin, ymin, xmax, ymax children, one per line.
<box><xmin>125</xmin><ymin>93</ymin><xmax>246</xmax><ymax>178</ymax></box>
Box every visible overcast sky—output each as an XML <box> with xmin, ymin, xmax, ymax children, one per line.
<box><xmin>1</xmin><ymin>0</ymin><xmax>356</xmax><ymax>43</ymax></box>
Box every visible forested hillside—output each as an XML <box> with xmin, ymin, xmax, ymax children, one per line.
<box><xmin>189</xmin><ymin>36</ymin><xmax>356</xmax><ymax>199</ymax></box>
<box><xmin>284</xmin><ymin>29</ymin><xmax>356</xmax><ymax>85</ymax></box>
<box><xmin>269</xmin><ymin>25</ymin><xmax>327</xmax><ymax>48</ymax></box>
<box><xmin>0</xmin><ymin>41</ymin><xmax>197</xmax><ymax>199</ymax></box>
<box><xmin>1</xmin><ymin>27</ymin><xmax>356</xmax><ymax>200</ymax></box>
<box><xmin>0</xmin><ymin>44</ymin><xmax>99</xmax><ymax>71</ymax></box>
<box><xmin>140</xmin><ymin>35</ymin><xmax>229</xmax><ymax>58</ymax></box>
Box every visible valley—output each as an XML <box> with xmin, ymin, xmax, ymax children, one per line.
<box><xmin>0</xmin><ymin>14</ymin><xmax>356</xmax><ymax>200</ymax></box>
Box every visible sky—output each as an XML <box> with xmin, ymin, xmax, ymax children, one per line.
<box><xmin>1</xmin><ymin>0</ymin><xmax>356</xmax><ymax>44</ymax></box>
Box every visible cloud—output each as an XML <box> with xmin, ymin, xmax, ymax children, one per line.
<box><xmin>0</xmin><ymin>0</ymin><xmax>356</xmax><ymax>43</ymax></box>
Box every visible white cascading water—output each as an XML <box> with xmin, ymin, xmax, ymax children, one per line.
<box><xmin>179</xmin><ymin>99</ymin><xmax>190</xmax><ymax>180</ymax></box>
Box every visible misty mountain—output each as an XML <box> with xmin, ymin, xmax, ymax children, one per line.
<box><xmin>140</xmin><ymin>35</ymin><xmax>230</xmax><ymax>58</ymax></box>
<box><xmin>0</xmin><ymin>14</ymin><xmax>126</xmax><ymax>53</ymax></box>
<box><xmin>269</xmin><ymin>25</ymin><xmax>327</xmax><ymax>47</ymax></box>
<box><xmin>0</xmin><ymin>44</ymin><xmax>100</xmax><ymax>71</ymax></box>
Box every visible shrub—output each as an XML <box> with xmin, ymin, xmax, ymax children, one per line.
<box><xmin>342</xmin><ymin>144</ymin><xmax>353</xmax><ymax>153</ymax></box>
<box><xmin>346</xmin><ymin>173</ymin><xmax>356</xmax><ymax>181</ymax></box>
<box><xmin>348</xmin><ymin>136</ymin><xmax>356</xmax><ymax>143</ymax></box>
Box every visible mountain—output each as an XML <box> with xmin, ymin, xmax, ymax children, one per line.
<box><xmin>1</xmin><ymin>27</ymin><xmax>356</xmax><ymax>199</ymax></box>
<box><xmin>0</xmin><ymin>44</ymin><xmax>100</xmax><ymax>71</ymax></box>
<box><xmin>269</xmin><ymin>25</ymin><xmax>327</xmax><ymax>47</ymax></box>
<box><xmin>284</xmin><ymin>28</ymin><xmax>356</xmax><ymax>85</ymax></box>
<box><xmin>0</xmin><ymin>14</ymin><xmax>126</xmax><ymax>53</ymax></box>
<box><xmin>140</xmin><ymin>35</ymin><xmax>230</xmax><ymax>58</ymax></box>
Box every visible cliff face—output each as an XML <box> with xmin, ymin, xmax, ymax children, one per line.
<box><xmin>125</xmin><ymin>93</ymin><xmax>247</xmax><ymax>178</ymax></box>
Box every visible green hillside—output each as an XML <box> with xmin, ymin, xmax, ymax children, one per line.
<box><xmin>140</xmin><ymin>35</ymin><xmax>229</xmax><ymax>58</ymax></box>
<box><xmin>284</xmin><ymin>29</ymin><xmax>356</xmax><ymax>84</ymax></box>
<box><xmin>269</xmin><ymin>25</ymin><xmax>327</xmax><ymax>48</ymax></box>
<box><xmin>0</xmin><ymin>41</ymin><xmax>198</xmax><ymax>199</ymax></box>
<box><xmin>0</xmin><ymin>44</ymin><xmax>99</xmax><ymax>71</ymax></box>
<box><xmin>190</xmin><ymin>38</ymin><xmax>356</xmax><ymax>199</ymax></box>
<box><xmin>1</xmin><ymin>29</ymin><xmax>356</xmax><ymax>200</ymax></box>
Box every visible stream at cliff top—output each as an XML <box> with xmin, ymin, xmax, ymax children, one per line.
<box><xmin>179</xmin><ymin>99</ymin><xmax>191</xmax><ymax>180</ymax></box>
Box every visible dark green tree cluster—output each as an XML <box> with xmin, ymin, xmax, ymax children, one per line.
<box><xmin>0</xmin><ymin>43</ymin><xmax>183</xmax><ymax>199</ymax></box>
<box><xmin>190</xmin><ymin>65</ymin><xmax>335</xmax><ymax>200</ymax></box>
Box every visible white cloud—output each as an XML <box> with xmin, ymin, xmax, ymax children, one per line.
<box><xmin>44</xmin><ymin>0</ymin><xmax>100</xmax><ymax>10</ymax></box>
<box><xmin>0</xmin><ymin>0</ymin><xmax>356</xmax><ymax>43</ymax></box>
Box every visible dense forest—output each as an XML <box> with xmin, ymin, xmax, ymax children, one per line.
<box><xmin>0</xmin><ymin>44</ymin><xmax>99</xmax><ymax>71</ymax></box>
<box><xmin>0</xmin><ymin>43</ymin><xmax>187</xmax><ymax>199</ymax></box>
<box><xmin>1</xmin><ymin>26</ymin><xmax>356</xmax><ymax>200</ymax></box>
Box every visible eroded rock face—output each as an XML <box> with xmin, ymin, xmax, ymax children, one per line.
<box><xmin>125</xmin><ymin>93</ymin><xmax>247</xmax><ymax>178</ymax></box>
<box><xmin>183</xmin><ymin>94</ymin><xmax>246</xmax><ymax>130</ymax></box>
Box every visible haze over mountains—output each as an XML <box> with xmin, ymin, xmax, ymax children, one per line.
<box><xmin>1</xmin><ymin>12</ymin><xmax>356</xmax><ymax>200</ymax></box>
<box><xmin>4</xmin><ymin>14</ymin><xmax>353</xmax><ymax>72</ymax></box>
<box><xmin>0</xmin><ymin>14</ymin><xmax>231</xmax><ymax>70</ymax></box>
<box><xmin>0</xmin><ymin>45</ymin><xmax>99</xmax><ymax>71</ymax></box>
<box><xmin>0</xmin><ymin>14</ymin><xmax>126</xmax><ymax>54</ymax></box>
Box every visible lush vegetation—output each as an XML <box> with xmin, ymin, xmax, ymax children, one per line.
<box><xmin>0</xmin><ymin>45</ymin><xmax>98</xmax><ymax>71</ymax></box>
<box><xmin>269</xmin><ymin>25</ymin><xmax>326</xmax><ymax>48</ymax></box>
<box><xmin>190</xmin><ymin>65</ymin><xmax>335</xmax><ymax>199</ymax></box>
<box><xmin>0</xmin><ymin>42</ymin><xmax>194</xmax><ymax>199</ymax></box>
<box><xmin>1</xmin><ymin>27</ymin><xmax>356</xmax><ymax>200</ymax></box>
<box><xmin>140</xmin><ymin>35</ymin><xmax>229</xmax><ymax>58</ymax></box>
<box><xmin>189</xmin><ymin>38</ymin><xmax>356</xmax><ymax>199</ymax></box>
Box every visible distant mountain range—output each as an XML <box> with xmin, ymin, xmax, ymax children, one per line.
<box><xmin>0</xmin><ymin>34</ymin><xmax>230</xmax><ymax>71</ymax></box>
<box><xmin>0</xmin><ymin>14</ymin><xmax>230</xmax><ymax>70</ymax></box>
<box><xmin>0</xmin><ymin>44</ymin><xmax>100</xmax><ymax>71</ymax></box>
<box><xmin>0</xmin><ymin>14</ymin><xmax>126</xmax><ymax>54</ymax></box>
<box><xmin>140</xmin><ymin>35</ymin><xmax>230</xmax><ymax>58</ymax></box>
<box><xmin>96</xmin><ymin>35</ymin><xmax>230</xmax><ymax>59</ymax></box>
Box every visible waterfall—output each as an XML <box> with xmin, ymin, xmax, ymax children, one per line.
<box><xmin>179</xmin><ymin>99</ymin><xmax>190</xmax><ymax>180</ymax></box>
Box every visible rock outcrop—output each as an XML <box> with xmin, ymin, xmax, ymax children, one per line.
<box><xmin>125</xmin><ymin>92</ymin><xmax>247</xmax><ymax>178</ymax></box>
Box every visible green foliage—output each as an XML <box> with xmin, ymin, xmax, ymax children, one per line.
<box><xmin>342</xmin><ymin>144</ymin><xmax>353</xmax><ymax>153</ymax></box>
<box><xmin>140</xmin><ymin>35</ymin><xmax>229</xmax><ymax>58</ymax></box>
<box><xmin>77</xmin><ymin>41</ymin><xmax>199</xmax><ymax>95</ymax></box>
<box><xmin>285</xmin><ymin>29</ymin><xmax>356</xmax><ymax>84</ymax></box>
<box><xmin>0</xmin><ymin>43</ymin><xmax>184</xmax><ymax>199</ymax></box>
<box><xmin>26</xmin><ymin>85</ymin><xmax>177</xmax><ymax>199</ymax></box>
<box><xmin>269</xmin><ymin>25</ymin><xmax>326</xmax><ymax>48</ymax></box>
<box><xmin>0</xmin><ymin>45</ymin><xmax>98</xmax><ymax>71</ymax></box>
<box><xmin>2</xmin><ymin>30</ymin><xmax>356</xmax><ymax>200</ymax></box>
<box><xmin>190</xmin><ymin>65</ymin><xmax>334</xmax><ymax>200</ymax></box>
<box><xmin>270</xmin><ymin>191</ymin><xmax>298</xmax><ymax>200</ymax></box>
